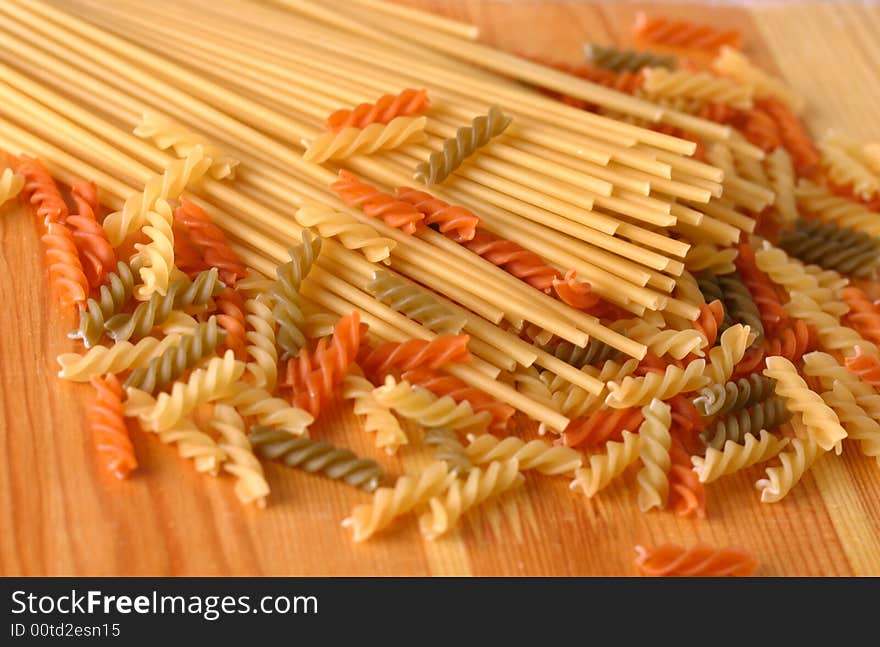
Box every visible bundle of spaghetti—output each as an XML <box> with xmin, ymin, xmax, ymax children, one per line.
<box><xmin>418</xmin><ymin>458</ymin><xmax>523</xmax><ymax>540</ymax></box>
<box><xmin>569</xmin><ymin>430</ymin><xmax>640</xmax><ymax>497</ymax></box>
<box><xmin>124</xmin><ymin>317</ymin><xmax>224</xmax><ymax>394</ymax></box>
<box><xmin>777</xmin><ymin>219</ymin><xmax>880</xmax><ymax>279</ymax></box>
<box><xmin>734</xmin><ymin>243</ymin><xmax>789</xmax><ymax>333</ymax></box>
<box><xmin>0</xmin><ymin>166</ymin><xmax>24</xmax><ymax>206</ymax></box>
<box><xmin>424</xmin><ymin>427</ymin><xmax>472</xmax><ymax>474</ymax></box>
<box><xmin>634</xmin><ymin>544</ymin><xmax>757</xmax><ymax>577</ymax></box>
<box><xmin>156</xmin><ymin>417</ymin><xmax>226</xmax><ymax>475</ymax></box>
<box><xmin>173</xmin><ymin>198</ymin><xmax>247</xmax><ymax>285</ymax></box>
<box><xmin>717</xmin><ymin>272</ymin><xmax>764</xmax><ymax>347</ymax></box>
<box><xmin>211</xmin><ymin>405</ymin><xmax>269</xmax><ymax>507</ymax></box>
<box><xmin>701</xmin><ymin>396</ymin><xmax>790</xmax><ymax>449</ymax></box>
<box><xmin>129</xmin><ymin>350</ymin><xmax>245</xmax><ymax>432</ymax></box>
<box><xmin>641</xmin><ymin>68</ymin><xmax>753</xmax><ymax>110</ymax></box>
<box><xmin>840</xmin><ymin>287</ymin><xmax>880</xmax><ymax>346</ymax></box>
<box><xmin>711</xmin><ymin>47</ymin><xmax>804</xmax><ymax>114</ymax></box>
<box><xmin>461</xmin><ymin>229</ymin><xmax>558</xmax><ymax>292</ymax></box>
<box><xmin>684</xmin><ymin>243</ymin><xmax>737</xmax><ymax>275</ymax></box>
<box><xmin>250</xmin><ymin>426</ymin><xmax>384</xmax><ymax>492</ymax></box>
<box><xmin>623</xmin><ymin>321</ymin><xmax>707</xmax><ymax>359</ymax></box>
<box><xmin>394</xmin><ymin>186</ymin><xmax>479</xmax><ymax>242</ymax></box>
<box><xmin>667</xmin><ymin>434</ymin><xmax>705</xmax><ymax>518</ymax></box>
<box><xmin>636</xmin><ymin>398</ymin><xmax>673</xmax><ymax>512</ymax></box>
<box><xmin>67</xmin><ymin>180</ymin><xmax>116</xmax><ymax>289</ymax></box>
<box><xmin>286</xmin><ymin>311</ymin><xmax>365</xmax><ymax>418</ymax></box>
<box><xmin>755</xmin><ymin>431</ymin><xmax>823</xmax><ymax>503</ymax></box>
<box><xmin>693</xmin><ymin>373</ymin><xmax>777</xmax><ymax>417</ymax></box>
<box><xmin>818</xmin><ymin>133</ymin><xmax>880</xmax><ymax>199</ymax></box>
<box><xmin>342</xmin><ymin>372</ymin><xmax>407</xmax><ymax>454</ymax></box>
<box><xmin>764</xmin><ymin>148</ymin><xmax>798</xmax><ymax>224</ymax></box>
<box><xmin>796</xmin><ymin>180</ymin><xmax>880</xmax><ymax>237</ymax></box>
<box><xmin>464</xmin><ymin>434</ymin><xmax>581</xmax><ymax>476</ymax></box>
<box><xmin>764</xmin><ymin>355</ymin><xmax>846</xmax><ymax>451</ymax></box>
<box><xmin>414</xmin><ymin>105</ymin><xmax>512</xmax><ymax>185</ymax></box>
<box><xmin>583</xmin><ymin>43</ymin><xmax>676</xmax><ymax>73</ymax></box>
<box><xmin>343</xmin><ymin>460</ymin><xmax>453</xmax><ymax>541</ymax></box>
<box><xmin>757</xmin><ymin>98</ymin><xmax>820</xmax><ymax>177</ymax></box>
<box><xmin>303</xmin><ymin>115</ymin><xmax>427</xmax><ymax>163</ymax></box>
<box><xmin>331</xmin><ymin>169</ymin><xmax>425</xmax><ymax>234</ymax></box>
<box><xmin>271</xmin><ymin>233</ymin><xmax>322</xmax><ymax>360</ymax></box>
<box><xmin>104</xmin><ymin>268</ymin><xmax>224</xmax><ymax>342</ymax></box>
<box><xmin>561</xmin><ymin>406</ymin><xmax>644</xmax><ymax>451</ymax></box>
<box><xmin>360</xmin><ymin>334</ymin><xmax>472</xmax><ymax>382</ymax></box>
<box><xmin>40</xmin><ymin>219</ymin><xmax>90</xmax><ymax>310</ymax></box>
<box><xmin>691</xmin><ymin>300</ymin><xmax>725</xmax><ymax>348</ymax></box>
<box><xmin>102</xmin><ymin>147</ymin><xmax>211</xmax><ymax>245</ymax></box>
<box><xmin>844</xmin><ymin>346</ymin><xmax>880</xmax><ymax>389</ymax></box>
<box><xmin>372</xmin><ymin>376</ymin><xmax>491</xmax><ymax>432</ymax></box>
<box><xmin>294</xmin><ymin>203</ymin><xmax>395</xmax><ymax>264</ymax></box>
<box><xmin>366</xmin><ymin>269</ymin><xmax>465</xmax><ymax>335</ymax></box>
<box><xmin>57</xmin><ymin>334</ymin><xmax>181</xmax><ymax>382</ymax></box>
<box><xmin>692</xmin><ymin>430</ymin><xmax>789</xmax><ymax>483</ymax></box>
<box><xmin>88</xmin><ymin>374</ymin><xmax>137</xmax><ymax>480</ymax></box>
<box><xmin>633</xmin><ymin>13</ymin><xmax>742</xmax><ymax>54</ymax></box>
<box><xmin>134</xmin><ymin>111</ymin><xmax>238</xmax><ymax>179</ymax></box>
<box><xmin>326</xmin><ymin>88</ymin><xmax>431</xmax><ymax>131</ymax></box>
<box><xmin>803</xmin><ymin>351</ymin><xmax>880</xmax><ymax>463</ymax></box>
<box><xmin>15</xmin><ymin>155</ymin><xmax>67</xmax><ymax>224</ymax></box>
<box><xmin>402</xmin><ymin>367</ymin><xmax>514</xmax><ymax>433</ymax></box>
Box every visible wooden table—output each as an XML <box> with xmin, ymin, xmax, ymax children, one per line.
<box><xmin>2</xmin><ymin>1</ymin><xmax>880</xmax><ymax>576</ymax></box>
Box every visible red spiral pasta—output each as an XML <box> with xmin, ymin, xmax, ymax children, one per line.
<box><xmin>758</xmin><ymin>98</ymin><xmax>820</xmax><ymax>177</ymax></box>
<box><xmin>561</xmin><ymin>407</ymin><xmax>644</xmax><ymax>450</ymax></box>
<box><xmin>68</xmin><ymin>180</ymin><xmax>116</xmax><ymax>289</ymax></box>
<box><xmin>172</xmin><ymin>218</ymin><xmax>211</xmax><ymax>277</ymax></box>
<box><xmin>668</xmin><ymin>431</ymin><xmax>705</xmax><ymax>518</ymax></box>
<box><xmin>841</xmin><ymin>286</ymin><xmax>880</xmax><ymax>345</ymax></box>
<box><xmin>331</xmin><ymin>170</ymin><xmax>425</xmax><ymax>235</ymax></box>
<box><xmin>15</xmin><ymin>156</ymin><xmax>68</xmax><ymax>224</ymax></box>
<box><xmin>215</xmin><ymin>286</ymin><xmax>248</xmax><ymax>361</ymax></box>
<box><xmin>635</xmin><ymin>543</ymin><xmax>758</xmax><ymax>576</ymax></box>
<box><xmin>394</xmin><ymin>187</ymin><xmax>479</xmax><ymax>242</ymax></box>
<box><xmin>173</xmin><ymin>198</ymin><xmax>247</xmax><ymax>285</ymax></box>
<box><xmin>693</xmin><ymin>300</ymin><xmax>725</xmax><ymax>348</ymax></box>
<box><xmin>287</xmin><ymin>311</ymin><xmax>367</xmax><ymax>418</ymax></box>
<box><xmin>735</xmin><ymin>244</ymin><xmax>790</xmax><ymax>332</ymax></box>
<box><xmin>698</xmin><ymin>103</ymin><xmax>781</xmax><ymax>153</ymax></box>
<box><xmin>547</xmin><ymin>61</ymin><xmax>645</xmax><ymax>94</ymax></box>
<box><xmin>552</xmin><ymin>269</ymin><xmax>601</xmax><ymax>311</ymax></box>
<box><xmin>633</xmin><ymin>13</ymin><xmax>742</xmax><ymax>53</ymax></box>
<box><xmin>461</xmin><ymin>229</ymin><xmax>559</xmax><ymax>292</ymax></box>
<box><xmin>325</xmin><ymin>89</ymin><xmax>430</xmax><ymax>131</ymax></box>
<box><xmin>731</xmin><ymin>345</ymin><xmax>767</xmax><ymax>380</ymax></box>
<box><xmin>402</xmin><ymin>367</ymin><xmax>515</xmax><ymax>433</ymax></box>
<box><xmin>41</xmin><ymin>220</ymin><xmax>90</xmax><ymax>310</ymax></box>
<box><xmin>634</xmin><ymin>352</ymin><xmax>678</xmax><ymax>377</ymax></box>
<box><xmin>844</xmin><ymin>346</ymin><xmax>880</xmax><ymax>388</ymax></box>
<box><xmin>361</xmin><ymin>334</ymin><xmax>472</xmax><ymax>382</ymax></box>
<box><xmin>763</xmin><ymin>319</ymin><xmax>818</xmax><ymax>363</ymax></box>
<box><xmin>88</xmin><ymin>374</ymin><xmax>137</xmax><ymax>480</ymax></box>
<box><xmin>826</xmin><ymin>180</ymin><xmax>880</xmax><ymax>212</ymax></box>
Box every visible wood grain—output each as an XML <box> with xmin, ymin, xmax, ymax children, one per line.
<box><xmin>2</xmin><ymin>0</ymin><xmax>880</xmax><ymax>576</ymax></box>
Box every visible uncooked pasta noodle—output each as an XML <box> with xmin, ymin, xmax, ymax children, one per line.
<box><xmin>464</xmin><ymin>434</ymin><xmax>582</xmax><ymax>476</ymax></box>
<box><xmin>796</xmin><ymin>180</ymin><xmax>880</xmax><ymax>238</ymax></box>
<box><xmin>425</xmin><ymin>427</ymin><xmax>472</xmax><ymax>475</ymax></box>
<box><xmin>701</xmin><ymin>396</ymin><xmax>790</xmax><ymax>449</ymax></box>
<box><xmin>718</xmin><ymin>272</ymin><xmax>764</xmax><ymax>347</ymax></box>
<box><xmin>778</xmin><ymin>219</ymin><xmax>880</xmax><ymax>279</ymax></box>
<box><xmin>819</xmin><ymin>133</ymin><xmax>880</xmax><ymax>199</ymax></box>
<box><xmin>583</xmin><ymin>43</ymin><xmax>676</xmax><ymax>72</ymax></box>
<box><xmin>712</xmin><ymin>47</ymin><xmax>804</xmax><ymax>114</ymax></box>
<box><xmin>366</xmin><ymin>269</ymin><xmax>466</xmax><ymax>335</ymax></box>
<box><xmin>636</xmin><ymin>398</ymin><xmax>672</xmax><ymax>512</ymax></box>
<box><xmin>569</xmin><ymin>430</ymin><xmax>640</xmax><ymax>497</ymax></box>
<box><xmin>57</xmin><ymin>334</ymin><xmax>182</xmax><ymax>382</ymax></box>
<box><xmin>342</xmin><ymin>372</ymin><xmax>408</xmax><ymax>454</ymax></box>
<box><xmin>692</xmin><ymin>430</ymin><xmax>789</xmax><ymax>483</ymax></box>
<box><xmin>68</xmin><ymin>180</ymin><xmax>116</xmax><ymax>289</ymax></box>
<box><xmin>294</xmin><ymin>202</ymin><xmax>396</xmax><ymax>263</ymax></box>
<box><xmin>634</xmin><ymin>544</ymin><xmax>758</xmax><ymax>577</ymax></box>
<box><xmin>692</xmin><ymin>373</ymin><xmax>776</xmax><ymax>418</ymax></box>
<box><xmin>374</xmin><ymin>376</ymin><xmax>491</xmax><ymax>432</ymax></box>
<box><xmin>755</xmin><ymin>433</ymin><xmax>824</xmax><ymax>503</ymax></box>
<box><xmin>211</xmin><ymin>404</ymin><xmax>270</xmax><ymax>507</ymax></box>
<box><xmin>303</xmin><ymin>115</ymin><xmax>427</xmax><ymax>163</ymax></box>
<box><xmin>395</xmin><ymin>187</ymin><xmax>480</xmax><ymax>242</ymax></box>
<box><xmin>271</xmin><ymin>232</ymin><xmax>322</xmax><ymax>360</ymax></box>
<box><xmin>0</xmin><ymin>166</ymin><xmax>24</xmax><ymax>206</ymax></box>
<box><xmin>88</xmin><ymin>374</ymin><xmax>137</xmax><ymax>480</ymax></box>
<box><xmin>325</xmin><ymin>88</ymin><xmax>430</xmax><ymax>131</ymax></box>
<box><xmin>331</xmin><ymin>169</ymin><xmax>426</xmax><ymax>234</ymax></box>
<box><xmin>641</xmin><ymin>68</ymin><xmax>753</xmax><ymax>110</ymax></box>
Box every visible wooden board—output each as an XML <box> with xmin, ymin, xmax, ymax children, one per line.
<box><xmin>2</xmin><ymin>1</ymin><xmax>880</xmax><ymax>576</ymax></box>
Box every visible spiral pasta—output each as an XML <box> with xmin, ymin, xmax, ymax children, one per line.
<box><xmin>271</xmin><ymin>232</ymin><xmax>322</xmax><ymax>360</ymax></box>
<box><xmin>414</xmin><ymin>105</ymin><xmax>512</xmax><ymax>184</ymax></box>
<box><xmin>684</xmin><ymin>243</ymin><xmax>737</xmax><ymax>276</ymax></box>
<box><xmin>625</xmin><ymin>321</ymin><xmax>707</xmax><ymax>360</ymax></box>
<box><xmin>58</xmin><ymin>334</ymin><xmax>180</xmax><ymax>382</ymax></box>
<box><xmin>326</xmin><ymin>88</ymin><xmax>430</xmax><ymax>131</ymax></box>
<box><xmin>222</xmin><ymin>382</ymin><xmax>313</xmax><ymax>435</ymax></box>
<box><xmin>762</xmin><ymin>148</ymin><xmax>799</xmax><ymax>225</ymax></box>
<box><xmin>361</xmin><ymin>334</ymin><xmax>472</xmax><ymax>381</ymax></box>
<box><xmin>562</xmin><ymin>406</ymin><xmax>644</xmax><ymax>450</ymax></box>
<box><xmin>756</xmin><ymin>435</ymin><xmax>823</xmax><ymax>503</ymax></box>
<box><xmin>583</xmin><ymin>43</ymin><xmax>675</xmax><ymax>72</ymax></box>
<box><xmin>754</xmin><ymin>244</ymin><xmax>848</xmax><ymax>316</ymax></box>
<box><xmin>425</xmin><ymin>427</ymin><xmax>472</xmax><ymax>475</ymax></box>
<box><xmin>70</xmin><ymin>259</ymin><xmax>143</xmax><ymax>347</ymax></box>
<box><xmin>211</xmin><ymin>405</ymin><xmax>269</xmax><ymax>508</ymax></box>
<box><xmin>0</xmin><ymin>167</ymin><xmax>24</xmax><ymax>207</ymax></box>
<box><xmin>712</xmin><ymin>47</ymin><xmax>804</xmax><ymax>114</ymax></box>
<box><xmin>542</xmin><ymin>338</ymin><xmax>619</xmax><ymax>370</ymax></box>
<box><xmin>764</xmin><ymin>355</ymin><xmax>846</xmax><ymax>451</ymax></box>
<box><xmin>668</xmin><ymin>436</ymin><xmax>705</xmax><ymax>518</ymax></box>
<box><xmin>64</xmin><ymin>180</ymin><xmax>116</xmax><ymax>290</ymax></box>
<box><xmin>294</xmin><ymin>202</ymin><xmax>395</xmax><ymax>264</ymax></box>
<box><xmin>133</xmin><ymin>199</ymin><xmax>175</xmax><ymax>299</ymax></box>
<box><xmin>841</xmin><ymin>286</ymin><xmax>880</xmax><ymax>345</ymax></box>
<box><xmin>693</xmin><ymin>430</ymin><xmax>788</xmax><ymax>483</ymax></box>
<box><xmin>366</xmin><ymin>270</ymin><xmax>466</xmax><ymax>335</ymax></box>
<box><xmin>759</xmin><ymin>98</ymin><xmax>820</xmax><ymax>177</ymax></box>
<box><xmin>549</xmin><ymin>358</ymin><xmax>639</xmax><ymax>418</ymax></box>
<box><xmin>633</xmin><ymin>13</ymin><xmax>742</xmax><ymax>53</ymax></box>
<box><xmin>343</xmin><ymin>460</ymin><xmax>454</xmax><ymax>541</ymax></box>
<box><xmin>606</xmin><ymin>359</ymin><xmax>709</xmax><ymax>409</ymax></box>
<box><xmin>778</xmin><ymin>219</ymin><xmax>880</xmax><ymax>278</ymax></box>
<box><xmin>635</xmin><ymin>398</ymin><xmax>672</xmax><ymax>511</ymax></box>
<box><xmin>242</xmin><ymin>294</ymin><xmax>277</xmax><ymax>391</ymax></box>
<box><xmin>693</xmin><ymin>373</ymin><xmax>777</xmax><ymax>417</ymax></box>
<box><xmin>705</xmin><ymin>324</ymin><xmax>753</xmax><ymax>385</ymax></box>
<box><xmin>343</xmin><ymin>373</ymin><xmax>408</xmax><ymax>454</ymax></box>
<box><xmin>88</xmin><ymin>374</ymin><xmax>137</xmax><ymax>479</ymax></box>
<box><xmin>124</xmin><ymin>317</ymin><xmax>225</xmax><ymax>394</ymax></box>
<box><xmin>251</xmin><ymin>426</ymin><xmax>384</xmax><ymax>492</ymax></box>
<box><xmin>465</xmin><ymin>434</ymin><xmax>582</xmax><ymax>476</ymax></box>
<box><xmin>718</xmin><ymin>272</ymin><xmax>764</xmax><ymax>347</ymax></box>
<box><xmin>102</xmin><ymin>147</ymin><xmax>211</xmax><ymax>245</ymax></box>
<box><xmin>372</xmin><ymin>377</ymin><xmax>491</xmax><ymax>432</ymax></box>
<box><xmin>462</xmin><ymin>229</ymin><xmax>559</xmax><ymax>292</ymax></box>
<box><xmin>785</xmin><ymin>292</ymin><xmax>879</xmax><ymax>359</ymax></box>
<box><xmin>418</xmin><ymin>458</ymin><xmax>523</xmax><ymax>540</ymax></box>
<box><xmin>819</xmin><ymin>133</ymin><xmax>880</xmax><ymax>199</ymax></box>
<box><xmin>16</xmin><ymin>156</ymin><xmax>67</xmax><ymax>223</ymax></box>
<box><xmin>134</xmin><ymin>111</ymin><xmax>238</xmax><ymax>179</ymax></box>
<box><xmin>634</xmin><ymin>544</ymin><xmax>758</xmax><ymax>577</ymax></box>
<box><xmin>395</xmin><ymin>187</ymin><xmax>480</xmax><ymax>242</ymax></box>
<box><xmin>569</xmin><ymin>430</ymin><xmax>640</xmax><ymax>497</ymax></box>
<box><xmin>303</xmin><ymin>115</ymin><xmax>427</xmax><ymax>163</ymax></box>
<box><xmin>173</xmin><ymin>198</ymin><xmax>247</xmax><ymax>285</ymax></box>
<box><xmin>701</xmin><ymin>396</ymin><xmax>790</xmax><ymax>449</ymax></box>
<box><xmin>332</xmin><ymin>169</ymin><xmax>425</xmax><ymax>235</ymax></box>
<box><xmin>157</xmin><ymin>417</ymin><xmax>226</xmax><ymax>475</ymax></box>
<box><xmin>843</xmin><ymin>347</ymin><xmax>880</xmax><ymax>389</ymax></box>
<box><xmin>104</xmin><ymin>268</ymin><xmax>224</xmax><ymax>342</ymax></box>
<box><xmin>41</xmin><ymin>219</ymin><xmax>90</xmax><ymax>309</ymax></box>
<box><xmin>641</xmin><ymin>68</ymin><xmax>753</xmax><ymax>110</ymax></box>
<box><xmin>796</xmin><ymin>180</ymin><xmax>880</xmax><ymax>237</ymax></box>
<box><xmin>692</xmin><ymin>300</ymin><xmax>725</xmax><ymax>348</ymax></box>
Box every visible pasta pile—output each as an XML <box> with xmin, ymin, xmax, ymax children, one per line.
<box><xmin>3</xmin><ymin>0</ymin><xmax>878</xmax><ymax>575</ymax></box>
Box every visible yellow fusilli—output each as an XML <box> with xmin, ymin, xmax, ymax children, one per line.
<box><xmin>569</xmin><ymin>430</ymin><xmax>640</xmax><ymax>497</ymax></box>
<box><xmin>294</xmin><ymin>203</ymin><xmax>395</xmax><ymax>263</ymax></box>
<box><xmin>636</xmin><ymin>398</ymin><xmax>672</xmax><ymax>512</ymax></box>
<box><xmin>692</xmin><ymin>430</ymin><xmax>789</xmax><ymax>483</ymax></box>
<box><xmin>134</xmin><ymin>111</ymin><xmax>238</xmax><ymax>179</ymax></box>
<box><xmin>302</xmin><ymin>116</ymin><xmax>427</xmax><ymax>163</ymax></box>
<box><xmin>212</xmin><ymin>404</ymin><xmax>270</xmax><ymax>507</ymax></box>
